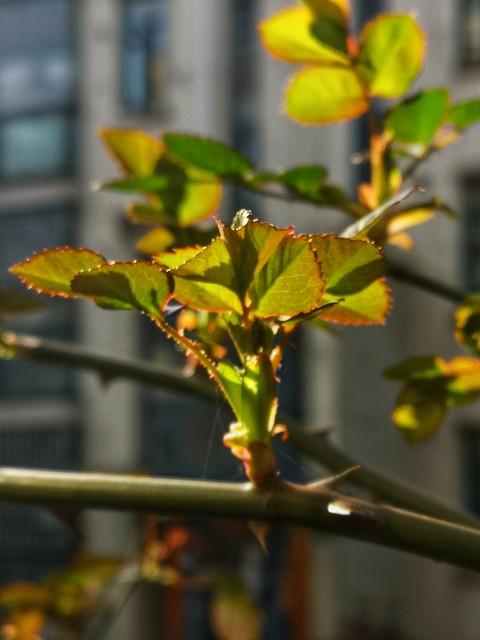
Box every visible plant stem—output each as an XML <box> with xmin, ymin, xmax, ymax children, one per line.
<box><xmin>0</xmin><ymin>467</ymin><xmax>479</xmax><ymax>571</ymax></box>
<box><xmin>387</xmin><ymin>262</ymin><xmax>464</xmax><ymax>304</ymax></box>
<box><xmin>2</xmin><ymin>330</ymin><xmax>477</xmax><ymax>529</ymax></box>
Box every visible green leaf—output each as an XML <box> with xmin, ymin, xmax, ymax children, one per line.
<box><xmin>164</xmin><ymin>133</ymin><xmax>253</xmax><ymax>178</ymax></box>
<box><xmin>172</xmin><ymin>238</ymin><xmax>243</xmax><ymax>314</ymax></box>
<box><xmin>311</xmin><ymin>235</ymin><xmax>390</xmax><ymax>325</ymax></box>
<box><xmin>341</xmin><ymin>186</ymin><xmax>421</xmax><ymax>239</ymax></box>
<box><xmin>310</xmin><ymin>18</ymin><xmax>348</xmax><ymax>55</ymax></box>
<box><xmin>449</xmin><ymin>98</ymin><xmax>480</xmax><ymax>130</ymax></box>
<box><xmin>392</xmin><ymin>381</ymin><xmax>447</xmax><ymax>442</ymax></box>
<box><xmin>285</xmin><ymin>66</ymin><xmax>369</xmax><ymax>125</ymax></box>
<box><xmin>358</xmin><ymin>14</ymin><xmax>425</xmax><ymax>98</ymax></box>
<box><xmin>385</xmin><ymin>89</ymin><xmax>450</xmax><ymax>144</ymax></box>
<box><xmin>0</xmin><ymin>288</ymin><xmax>44</xmax><ymax>315</ymax></box>
<box><xmin>97</xmin><ymin>175</ymin><xmax>170</xmax><ymax>193</ymax></box>
<box><xmin>384</xmin><ymin>356</ymin><xmax>447</xmax><ymax>381</ymax></box>
<box><xmin>279</xmin><ymin>165</ymin><xmax>328</xmax><ymax>198</ymax></box>
<box><xmin>248</xmin><ymin>235</ymin><xmax>323</xmax><ymax>318</ymax></box>
<box><xmin>10</xmin><ymin>248</ymin><xmax>106</xmax><ymax>298</ymax></box>
<box><xmin>71</xmin><ymin>262</ymin><xmax>171</xmax><ymax>315</ymax></box>
<box><xmin>258</xmin><ymin>5</ymin><xmax>349</xmax><ymax>65</ymax></box>
<box><xmin>98</xmin><ymin>128</ymin><xmax>163</xmax><ymax>177</ymax></box>
<box><xmin>455</xmin><ymin>297</ymin><xmax>480</xmax><ymax>355</ymax></box>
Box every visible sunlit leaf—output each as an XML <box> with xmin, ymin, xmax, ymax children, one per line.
<box><xmin>392</xmin><ymin>381</ymin><xmax>447</xmax><ymax>442</ymax></box>
<box><xmin>248</xmin><ymin>235</ymin><xmax>323</xmax><ymax>318</ymax></box>
<box><xmin>385</xmin><ymin>89</ymin><xmax>450</xmax><ymax>144</ymax></box>
<box><xmin>279</xmin><ymin>164</ymin><xmax>327</xmax><ymax>198</ymax></box>
<box><xmin>136</xmin><ymin>227</ymin><xmax>176</xmax><ymax>254</ymax></box>
<box><xmin>72</xmin><ymin>262</ymin><xmax>172</xmax><ymax>314</ymax></box>
<box><xmin>10</xmin><ymin>248</ymin><xmax>106</xmax><ymax>298</ymax></box>
<box><xmin>155</xmin><ymin>246</ymin><xmax>205</xmax><ymax>269</ymax></box>
<box><xmin>98</xmin><ymin>128</ymin><xmax>163</xmax><ymax>176</ymax></box>
<box><xmin>311</xmin><ymin>235</ymin><xmax>390</xmax><ymax>325</ymax></box>
<box><xmin>172</xmin><ymin>238</ymin><xmax>242</xmax><ymax>314</ymax></box>
<box><xmin>310</xmin><ymin>18</ymin><xmax>348</xmax><ymax>55</ymax></box>
<box><xmin>285</xmin><ymin>66</ymin><xmax>369</xmax><ymax>124</ymax></box>
<box><xmin>0</xmin><ymin>288</ymin><xmax>44</xmax><ymax>315</ymax></box>
<box><xmin>164</xmin><ymin>133</ymin><xmax>253</xmax><ymax>178</ymax></box>
<box><xmin>358</xmin><ymin>14</ymin><xmax>425</xmax><ymax>98</ymax></box>
<box><xmin>258</xmin><ymin>6</ymin><xmax>349</xmax><ymax>65</ymax></box>
<box><xmin>0</xmin><ymin>583</ymin><xmax>49</xmax><ymax>609</ymax></box>
<box><xmin>450</xmin><ymin>98</ymin><xmax>480</xmax><ymax>130</ymax></box>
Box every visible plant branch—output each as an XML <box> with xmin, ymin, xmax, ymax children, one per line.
<box><xmin>2</xmin><ymin>330</ymin><xmax>477</xmax><ymax>529</ymax></box>
<box><xmin>387</xmin><ymin>262</ymin><xmax>465</xmax><ymax>304</ymax></box>
<box><xmin>0</xmin><ymin>467</ymin><xmax>480</xmax><ymax>571</ymax></box>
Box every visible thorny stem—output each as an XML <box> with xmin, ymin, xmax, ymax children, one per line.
<box><xmin>0</xmin><ymin>468</ymin><xmax>480</xmax><ymax>571</ymax></box>
<box><xmin>1</xmin><ymin>330</ymin><xmax>478</xmax><ymax>529</ymax></box>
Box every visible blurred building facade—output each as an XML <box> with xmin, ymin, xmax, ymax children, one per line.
<box><xmin>1</xmin><ymin>0</ymin><xmax>480</xmax><ymax>639</ymax></box>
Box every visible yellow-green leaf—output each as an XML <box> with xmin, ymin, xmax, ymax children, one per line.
<box><xmin>10</xmin><ymin>248</ymin><xmax>106</xmax><ymax>298</ymax></box>
<box><xmin>301</xmin><ymin>0</ymin><xmax>349</xmax><ymax>21</ymax></box>
<box><xmin>393</xmin><ymin>382</ymin><xmax>447</xmax><ymax>442</ymax></box>
<box><xmin>71</xmin><ymin>262</ymin><xmax>172</xmax><ymax>315</ymax></box>
<box><xmin>98</xmin><ymin>128</ymin><xmax>163</xmax><ymax>177</ymax></box>
<box><xmin>310</xmin><ymin>235</ymin><xmax>390</xmax><ymax>324</ymax></box>
<box><xmin>155</xmin><ymin>246</ymin><xmax>205</xmax><ymax>269</ymax></box>
<box><xmin>384</xmin><ymin>356</ymin><xmax>447</xmax><ymax>381</ymax></box>
<box><xmin>136</xmin><ymin>227</ymin><xmax>176</xmax><ymax>254</ymax></box>
<box><xmin>455</xmin><ymin>297</ymin><xmax>480</xmax><ymax>355</ymax></box>
<box><xmin>172</xmin><ymin>238</ymin><xmax>242</xmax><ymax>314</ymax></box>
<box><xmin>358</xmin><ymin>14</ymin><xmax>425</xmax><ymax>98</ymax></box>
<box><xmin>258</xmin><ymin>6</ymin><xmax>349</xmax><ymax>65</ymax></box>
<box><xmin>285</xmin><ymin>66</ymin><xmax>369</xmax><ymax>125</ymax></box>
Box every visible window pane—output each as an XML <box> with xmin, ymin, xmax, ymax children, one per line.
<box><xmin>0</xmin><ymin>114</ymin><xmax>73</xmax><ymax>179</ymax></box>
<box><xmin>0</xmin><ymin>206</ymin><xmax>76</xmax><ymax>397</ymax></box>
<box><xmin>463</xmin><ymin>180</ymin><xmax>480</xmax><ymax>291</ymax></box>
<box><xmin>122</xmin><ymin>0</ymin><xmax>169</xmax><ymax>113</ymax></box>
<box><xmin>462</xmin><ymin>0</ymin><xmax>480</xmax><ymax>65</ymax></box>
<box><xmin>0</xmin><ymin>0</ymin><xmax>74</xmax><ymax>116</ymax></box>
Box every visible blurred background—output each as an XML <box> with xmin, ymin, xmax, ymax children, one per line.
<box><xmin>1</xmin><ymin>0</ymin><xmax>480</xmax><ymax>638</ymax></box>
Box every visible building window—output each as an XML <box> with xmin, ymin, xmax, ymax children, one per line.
<box><xmin>0</xmin><ymin>205</ymin><xmax>77</xmax><ymax>397</ymax></box>
<box><xmin>459</xmin><ymin>426</ymin><xmax>480</xmax><ymax>516</ymax></box>
<box><xmin>461</xmin><ymin>0</ymin><xmax>480</xmax><ymax>65</ymax></box>
<box><xmin>122</xmin><ymin>0</ymin><xmax>169</xmax><ymax>114</ymax></box>
<box><xmin>462</xmin><ymin>179</ymin><xmax>480</xmax><ymax>292</ymax></box>
<box><xmin>0</xmin><ymin>0</ymin><xmax>75</xmax><ymax>181</ymax></box>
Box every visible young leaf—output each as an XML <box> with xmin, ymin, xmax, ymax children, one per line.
<box><xmin>449</xmin><ymin>98</ymin><xmax>480</xmax><ymax>130</ymax></box>
<box><xmin>248</xmin><ymin>234</ymin><xmax>323</xmax><ymax>318</ymax></box>
<box><xmin>258</xmin><ymin>6</ymin><xmax>349</xmax><ymax>65</ymax></box>
<box><xmin>358</xmin><ymin>14</ymin><xmax>426</xmax><ymax>98</ymax></box>
<box><xmin>0</xmin><ymin>288</ymin><xmax>44</xmax><ymax>315</ymax></box>
<box><xmin>71</xmin><ymin>262</ymin><xmax>171</xmax><ymax>315</ymax></box>
<box><xmin>97</xmin><ymin>175</ymin><xmax>170</xmax><ymax>193</ymax></box>
<box><xmin>98</xmin><ymin>128</ymin><xmax>163</xmax><ymax>177</ymax></box>
<box><xmin>310</xmin><ymin>18</ymin><xmax>349</xmax><ymax>56</ymax></box>
<box><xmin>155</xmin><ymin>246</ymin><xmax>205</xmax><ymax>269</ymax></box>
<box><xmin>10</xmin><ymin>248</ymin><xmax>106</xmax><ymax>298</ymax></box>
<box><xmin>385</xmin><ymin>89</ymin><xmax>450</xmax><ymax>145</ymax></box>
<box><xmin>172</xmin><ymin>238</ymin><xmax>243</xmax><ymax>314</ymax></box>
<box><xmin>164</xmin><ymin>133</ymin><xmax>253</xmax><ymax>178</ymax></box>
<box><xmin>301</xmin><ymin>0</ymin><xmax>349</xmax><ymax>21</ymax></box>
<box><xmin>392</xmin><ymin>381</ymin><xmax>447</xmax><ymax>442</ymax></box>
<box><xmin>285</xmin><ymin>66</ymin><xmax>369</xmax><ymax>124</ymax></box>
<box><xmin>279</xmin><ymin>164</ymin><xmax>328</xmax><ymax>198</ymax></box>
<box><xmin>311</xmin><ymin>235</ymin><xmax>391</xmax><ymax>325</ymax></box>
